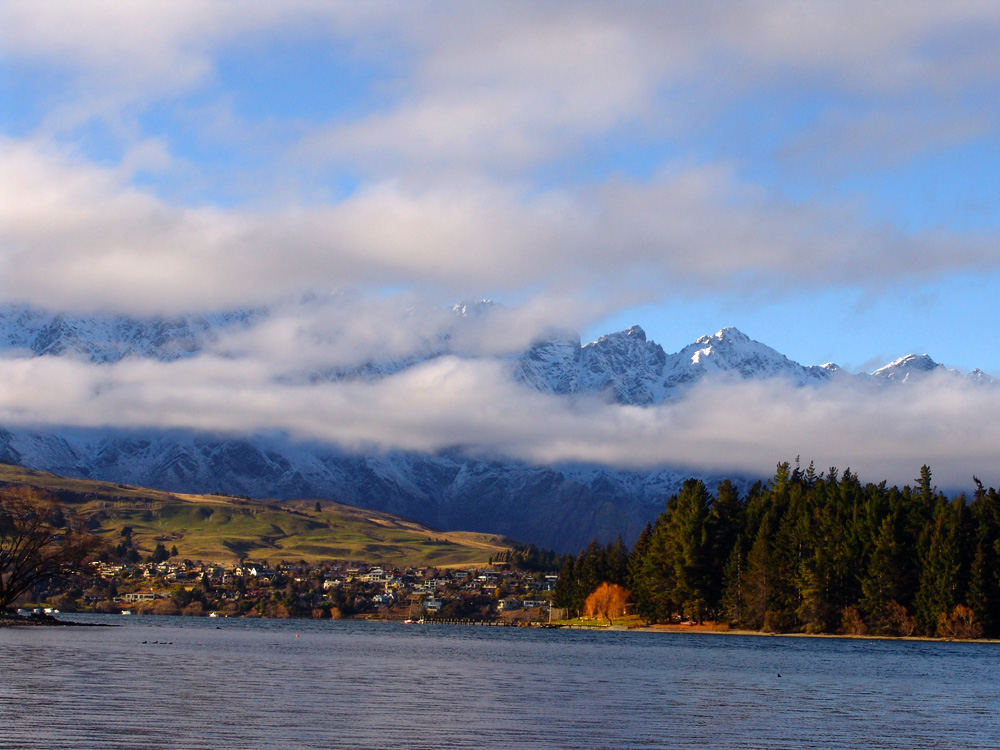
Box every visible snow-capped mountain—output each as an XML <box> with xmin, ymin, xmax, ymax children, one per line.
<box><xmin>968</xmin><ymin>369</ymin><xmax>998</xmax><ymax>385</ymax></box>
<box><xmin>513</xmin><ymin>324</ymin><xmax>990</xmax><ymax>404</ymax></box>
<box><xmin>0</xmin><ymin>304</ymin><xmax>262</xmax><ymax>363</ymax></box>
<box><xmin>871</xmin><ymin>354</ymin><xmax>943</xmax><ymax>383</ymax></box>
<box><xmin>514</xmin><ymin>325</ymin><xmax>848</xmax><ymax>405</ymax></box>
<box><xmin>659</xmin><ymin>326</ymin><xmax>839</xmax><ymax>395</ymax></box>
<box><xmin>2</xmin><ymin>303</ymin><xmax>986</xmax><ymax>400</ymax></box>
<box><xmin>0</xmin><ymin>303</ymin><xmax>993</xmax><ymax>550</ymax></box>
<box><xmin>514</xmin><ymin>325</ymin><xmax>668</xmax><ymax>404</ymax></box>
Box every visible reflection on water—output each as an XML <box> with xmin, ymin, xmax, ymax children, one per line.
<box><xmin>1</xmin><ymin>616</ymin><xmax>998</xmax><ymax>749</ymax></box>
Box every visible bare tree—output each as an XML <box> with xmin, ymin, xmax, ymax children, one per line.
<box><xmin>583</xmin><ymin>582</ymin><xmax>630</xmax><ymax>626</ymax></box>
<box><xmin>0</xmin><ymin>487</ymin><xmax>99</xmax><ymax>611</ymax></box>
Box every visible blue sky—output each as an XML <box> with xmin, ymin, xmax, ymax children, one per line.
<box><xmin>2</xmin><ymin>0</ymin><xmax>999</xmax><ymax>374</ymax></box>
<box><xmin>3</xmin><ymin>2</ymin><xmax>1000</xmax><ymax>488</ymax></box>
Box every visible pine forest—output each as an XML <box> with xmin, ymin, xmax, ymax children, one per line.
<box><xmin>554</xmin><ymin>463</ymin><xmax>1000</xmax><ymax>639</ymax></box>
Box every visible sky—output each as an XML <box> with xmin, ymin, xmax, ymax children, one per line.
<box><xmin>2</xmin><ymin>1</ymin><xmax>1000</xmax><ymax>488</ymax></box>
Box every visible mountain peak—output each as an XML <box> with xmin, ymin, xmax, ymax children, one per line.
<box><xmin>872</xmin><ymin>354</ymin><xmax>941</xmax><ymax>381</ymax></box>
<box><xmin>586</xmin><ymin>325</ymin><xmax>648</xmax><ymax>347</ymax></box>
<box><xmin>968</xmin><ymin>369</ymin><xmax>998</xmax><ymax>385</ymax></box>
<box><xmin>452</xmin><ymin>299</ymin><xmax>500</xmax><ymax>318</ymax></box>
<box><xmin>695</xmin><ymin>326</ymin><xmax>750</xmax><ymax>346</ymax></box>
<box><xmin>611</xmin><ymin>324</ymin><xmax>646</xmax><ymax>342</ymax></box>
<box><xmin>626</xmin><ymin>325</ymin><xmax>646</xmax><ymax>341</ymax></box>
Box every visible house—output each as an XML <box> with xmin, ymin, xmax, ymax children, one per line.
<box><xmin>123</xmin><ymin>592</ymin><xmax>160</xmax><ymax>603</ymax></box>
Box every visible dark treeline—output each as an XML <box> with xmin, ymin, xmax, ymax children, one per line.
<box><xmin>554</xmin><ymin>463</ymin><xmax>1000</xmax><ymax>638</ymax></box>
<box><xmin>490</xmin><ymin>543</ymin><xmax>564</xmax><ymax>572</ymax></box>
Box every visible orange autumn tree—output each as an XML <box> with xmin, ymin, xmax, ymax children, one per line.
<box><xmin>583</xmin><ymin>582</ymin><xmax>630</xmax><ymax>625</ymax></box>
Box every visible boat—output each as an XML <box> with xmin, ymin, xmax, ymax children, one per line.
<box><xmin>121</xmin><ymin>610</ymin><xmax>132</xmax><ymax>615</ymax></box>
<box><xmin>208</xmin><ymin>612</ymin><xmax>219</xmax><ymax>618</ymax></box>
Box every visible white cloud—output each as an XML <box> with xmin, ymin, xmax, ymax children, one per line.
<box><xmin>294</xmin><ymin>1</ymin><xmax>1000</xmax><ymax>176</ymax></box>
<box><xmin>2</xmin><ymin>350</ymin><xmax>998</xmax><ymax>491</ymax></box>
<box><xmin>3</xmin><ymin>139</ymin><xmax>998</xmax><ymax>316</ymax></box>
<box><xmin>6</xmin><ymin>2</ymin><xmax>999</xmax><ymax>170</ymax></box>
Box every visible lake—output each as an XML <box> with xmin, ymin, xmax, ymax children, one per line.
<box><xmin>1</xmin><ymin>615</ymin><xmax>997</xmax><ymax>749</ymax></box>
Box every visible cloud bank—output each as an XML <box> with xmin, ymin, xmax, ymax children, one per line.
<box><xmin>3</xmin><ymin>2</ymin><xmax>1000</xmax><ymax>318</ymax></box>
<box><xmin>2</xmin><ymin>330</ymin><xmax>998</xmax><ymax>491</ymax></box>
<box><xmin>2</xmin><ymin>139</ymin><xmax>995</xmax><ymax>317</ymax></box>
<box><xmin>3</xmin><ymin>2</ymin><xmax>999</xmax><ymax>492</ymax></box>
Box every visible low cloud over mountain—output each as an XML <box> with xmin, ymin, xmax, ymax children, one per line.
<box><xmin>2</xmin><ymin>299</ymin><xmax>997</xmax><ymax>549</ymax></box>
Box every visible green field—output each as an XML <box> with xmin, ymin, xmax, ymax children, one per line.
<box><xmin>0</xmin><ymin>463</ymin><xmax>513</xmax><ymax>567</ymax></box>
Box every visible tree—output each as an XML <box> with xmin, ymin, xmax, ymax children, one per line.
<box><xmin>583</xmin><ymin>582</ymin><xmax>630</xmax><ymax>625</ymax></box>
<box><xmin>0</xmin><ymin>487</ymin><xmax>99</xmax><ymax>610</ymax></box>
<box><xmin>648</xmin><ymin>479</ymin><xmax>712</xmax><ymax>622</ymax></box>
<box><xmin>915</xmin><ymin>501</ymin><xmax>962</xmax><ymax>635</ymax></box>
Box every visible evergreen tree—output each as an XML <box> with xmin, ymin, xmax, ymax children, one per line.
<box><xmin>627</xmin><ymin>522</ymin><xmax>653</xmax><ymax>593</ymax></box>
<box><xmin>966</xmin><ymin>482</ymin><xmax>1000</xmax><ymax>636</ymax></box>
<box><xmin>860</xmin><ymin>512</ymin><xmax>909</xmax><ymax>634</ymax></box>
<box><xmin>638</xmin><ymin>479</ymin><xmax>713</xmax><ymax>622</ymax></box>
<box><xmin>915</xmin><ymin>501</ymin><xmax>962</xmax><ymax>635</ymax></box>
<box><xmin>708</xmin><ymin>479</ymin><xmax>744</xmax><ymax>612</ymax></box>
<box><xmin>553</xmin><ymin>464</ymin><xmax>998</xmax><ymax>638</ymax></box>
<box><xmin>721</xmin><ymin>535</ymin><xmax>747</xmax><ymax>625</ymax></box>
<box><xmin>741</xmin><ymin>526</ymin><xmax>772</xmax><ymax>630</ymax></box>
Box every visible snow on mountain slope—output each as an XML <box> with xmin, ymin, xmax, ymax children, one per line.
<box><xmin>871</xmin><ymin>354</ymin><xmax>944</xmax><ymax>383</ymax></box>
<box><xmin>1</xmin><ymin>302</ymin><xmax>995</xmax><ymax>549</ymax></box>
<box><xmin>3</xmin><ymin>302</ymin><xmax>990</xmax><ymax>399</ymax></box>
<box><xmin>660</xmin><ymin>327</ymin><xmax>836</xmax><ymax>395</ymax></box>
<box><xmin>968</xmin><ymin>369</ymin><xmax>998</xmax><ymax>385</ymax></box>
<box><xmin>0</xmin><ymin>304</ymin><xmax>262</xmax><ymax>363</ymax></box>
<box><xmin>513</xmin><ymin>325</ymin><xmax>667</xmax><ymax>404</ymax></box>
<box><xmin>516</xmin><ymin>325</ymin><xmax>850</xmax><ymax>405</ymax></box>
<box><xmin>578</xmin><ymin>326</ymin><xmax>667</xmax><ymax>405</ymax></box>
<box><xmin>513</xmin><ymin>331</ymin><xmax>582</xmax><ymax>395</ymax></box>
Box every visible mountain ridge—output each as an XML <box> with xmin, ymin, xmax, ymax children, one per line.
<box><xmin>2</xmin><ymin>303</ymin><xmax>992</xmax><ymax>401</ymax></box>
<box><xmin>1</xmin><ymin>303</ymin><xmax>994</xmax><ymax>550</ymax></box>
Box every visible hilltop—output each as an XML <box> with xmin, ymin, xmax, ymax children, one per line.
<box><xmin>0</xmin><ymin>463</ymin><xmax>513</xmax><ymax>568</ymax></box>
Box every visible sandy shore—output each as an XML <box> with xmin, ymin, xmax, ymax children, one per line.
<box><xmin>597</xmin><ymin>622</ymin><xmax>1000</xmax><ymax>644</ymax></box>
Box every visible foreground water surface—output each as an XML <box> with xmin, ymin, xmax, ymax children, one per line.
<box><xmin>1</xmin><ymin>615</ymin><xmax>997</xmax><ymax>749</ymax></box>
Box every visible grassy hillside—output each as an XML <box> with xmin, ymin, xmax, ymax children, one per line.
<box><xmin>0</xmin><ymin>463</ymin><xmax>513</xmax><ymax>568</ymax></box>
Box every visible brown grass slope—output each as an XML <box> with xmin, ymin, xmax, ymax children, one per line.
<box><xmin>0</xmin><ymin>462</ymin><xmax>513</xmax><ymax>567</ymax></box>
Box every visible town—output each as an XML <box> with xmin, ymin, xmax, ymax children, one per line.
<box><xmin>43</xmin><ymin>558</ymin><xmax>560</xmax><ymax>624</ymax></box>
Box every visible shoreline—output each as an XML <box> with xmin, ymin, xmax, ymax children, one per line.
<box><xmin>560</xmin><ymin>621</ymin><xmax>1000</xmax><ymax>645</ymax></box>
<box><xmin>0</xmin><ymin>613</ymin><xmax>112</xmax><ymax>628</ymax></box>
<box><xmin>5</xmin><ymin>611</ymin><xmax>997</xmax><ymax>644</ymax></box>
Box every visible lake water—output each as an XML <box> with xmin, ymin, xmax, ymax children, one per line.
<box><xmin>1</xmin><ymin>615</ymin><xmax>997</xmax><ymax>749</ymax></box>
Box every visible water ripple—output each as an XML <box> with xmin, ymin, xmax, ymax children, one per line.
<box><xmin>1</xmin><ymin>618</ymin><xmax>998</xmax><ymax>749</ymax></box>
